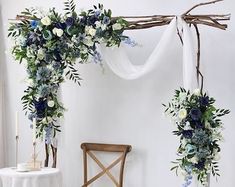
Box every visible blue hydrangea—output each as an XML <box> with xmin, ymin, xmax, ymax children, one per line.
<box><xmin>196</xmin><ymin>148</ymin><xmax>210</xmax><ymax>160</ymax></box>
<box><xmin>38</xmin><ymin>84</ymin><xmax>51</xmax><ymax>97</ymax></box>
<box><xmin>36</xmin><ymin>67</ymin><xmax>51</xmax><ymax>82</ymax></box>
<box><xmin>192</xmin><ymin>129</ymin><xmax>209</xmax><ymax>145</ymax></box>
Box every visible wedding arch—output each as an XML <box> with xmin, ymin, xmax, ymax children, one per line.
<box><xmin>8</xmin><ymin>0</ymin><xmax>230</xmax><ymax>186</ymax></box>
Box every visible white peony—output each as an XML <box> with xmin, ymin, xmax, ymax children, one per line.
<box><xmin>41</xmin><ymin>16</ymin><xmax>51</xmax><ymax>26</ymax></box>
<box><xmin>47</xmin><ymin>100</ymin><xmax>55</xmax><ymax>108</ymax></box>
<box><xmin>112</xmin><ymin>23</ymin><xmax>122</xmax><ymax>30</ymax></box>
<box><xmin>193</xmin><ymin>88</ymin><xmax>201</xmax><ymax>96</ymax></box>
<box><xmin>52</xmin><ymin>28</ymin><xmax>64</xmax><ymax>37</ymax></box>
<box><xmin>178</xmin><ymin>109</ymin><xmax>187</xmax><ymax>119</ymax></box>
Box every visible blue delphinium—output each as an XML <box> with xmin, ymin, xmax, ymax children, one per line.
<box><xmin>30</xmin><ymin>20</ymin><xmax>38</xmax><ymax>29</ymax></box>
<box><xmin>28</xmin><ymin>112</ymin><xmax>37</xmax><ymax>122</ymax></box>
<box><xmin>182</xmin><ymin>174</ymin><xmax>192</xmax><ymax>187</ymax></box>
<box><xmin>123</xmin><ymin>37</ymin><xmax>138</xmax><ymax>47</ymax></box>
<box><xmin>93</xmin><ymin>51</ymin><xmax>102</xmax><ymax>63</ymax></box>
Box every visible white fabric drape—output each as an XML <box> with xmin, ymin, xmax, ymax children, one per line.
<box><xmin>101</xmin><ymin>17</ymin><xmax>197</xmax><ymax>90</ymax></box>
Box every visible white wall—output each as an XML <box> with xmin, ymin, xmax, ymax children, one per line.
<box><xmin>0</xmin><ymin>0</ymin><xmax>234</xmax><ymax>186</ymax></box>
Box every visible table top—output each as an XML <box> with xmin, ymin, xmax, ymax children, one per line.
<box><xmin>0</xmin><ymin>167</ymin><xmax>60</xmax><ymax>177</ymax></box>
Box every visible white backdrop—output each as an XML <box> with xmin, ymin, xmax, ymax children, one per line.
<box><xmin>0</xmin><ymin>8</ymin><xmax>5</xmax><ymax>168</ymax></box>
<box><xmin>0</xmin><ymin>0</ymin><xmax>234</xmax><ymax>187</ymax></box>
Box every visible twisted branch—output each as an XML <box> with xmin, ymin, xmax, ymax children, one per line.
<box><xmin>12</xmin><ymin>0</ymin><xmax>230</xmax><ymax>31</ymax></box>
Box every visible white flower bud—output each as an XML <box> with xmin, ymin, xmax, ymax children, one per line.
<box><xmin>47</xmin><ymin>100</ymin><xmax>55</xmax><ymax>108</ymax></box>
<box><xmin>41</xmin><ymin>16</ymin><xmax>51</xmax><ymax>26</ymax></box>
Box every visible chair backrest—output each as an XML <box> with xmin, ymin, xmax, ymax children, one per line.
<box><xmin>81</xmin><ymin>143</ymin><xmax>132</xmax><ymax>187</ymax></box>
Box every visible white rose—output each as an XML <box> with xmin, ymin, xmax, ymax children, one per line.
<box><xmin>47</xmin><ymin>100</ymin><xmax>55</xmax><ymax>107</ymax></box>
<box><xmin>41</xmin><ymin>16</ymin><xmax>51</xmax><ymax>26</ymax></box>
<box><xmin>56</xmin><ymin>29</ymin><xmax>64</xmax><ymax>37</ymax></box>
<box><xmin>178</xmin><ymin>109</ymin><xmax>187</xmax><ymax>119</ymax></box>
<box><xmin>193</xmin><ymin>88</ymin><xmax>201</xmax><ymax>96</ymax></box>
<box><xmin>112</xmin><ymin>23</ymin><xmax>122</xmax><ymax>30</ymax></box>
<box><xmin>52</xmin><ymin>28</ymin><xmax>64</xmax><ymax>37</ymax></box>
<box><xmin>52</xmin><ymin>28</ymin><xmax>58</xmax><ymax>35</ymax></box>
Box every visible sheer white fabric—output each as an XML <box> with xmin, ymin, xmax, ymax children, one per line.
<box><xmin>101</xmin><ymin>17</ymin><xmax>197</xmax><ymax>90</ymax></box>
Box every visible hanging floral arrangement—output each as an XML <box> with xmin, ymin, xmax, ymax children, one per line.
<box><xmin>163</xmin><ymin>88</ymin><xmax>229</xmax><ymax>186</ymax></box>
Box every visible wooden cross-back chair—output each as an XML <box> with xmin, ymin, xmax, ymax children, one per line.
<box><xmin>81</xmin><ymin>143</ymin><xmax>132</xmax><ymax>187</ymax></box>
